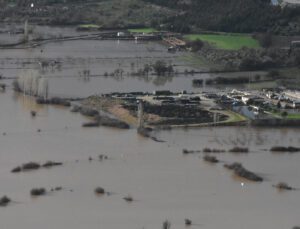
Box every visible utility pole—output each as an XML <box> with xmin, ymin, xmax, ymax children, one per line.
<box><xmin>24</xmin><ymin>3</ymin><xmax>34</xmax><ymax>43</ymax></box>
<box><xmin>24</xmin><ymin>19</ymin><xmax>29</xmax><ymax>42</ymax></box>
<box><xmin>213</xmin><ymin>112</ymin><xmax>219</xmax><ymax>126</ymax></box>
<box><xmin>138</xmin><ymin>100</ymin><xmax>144</xmax><ymax>129</ymax></box>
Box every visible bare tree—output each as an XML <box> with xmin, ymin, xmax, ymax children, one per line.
<box><xmin>162</xmin><ymin>220</ymin><xmax>171</xmax><ymax>229</ymax></box>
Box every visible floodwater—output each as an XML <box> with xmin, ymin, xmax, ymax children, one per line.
<box><xmin>0</xmin><ymin>25</ymin><xmax>263</xmax><ymax>97</ymax></box>
<box><xmin>0</xmin><ymin>38</ymin><xmax>265</xmax><ymax>97</ymax></box>
<box><xmin>0</xmin><ymin>38</ymin><xmax>204</xmax><ymax>97</ymax></box>
<box><xmin>1</xmin><ymin>89</ymin><xmax>300</xmax><ymax>229</ymax></box>
<box><xmin>0</xmin><ymin>26</ymin><xmax>300</xmax><ymax>229</ymax></box>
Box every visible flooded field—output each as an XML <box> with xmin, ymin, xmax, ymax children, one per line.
<box><xmin>0</xmin><ymin>25</ymin><xmax>266</xmax><ymax>97</ymax></box>
<box><xmin>0</xmin><ymin>25</ymin><xmax>299</xmax><ymax>229</ymax></box>
<box><xmin>1</xmin><ymin>89</ymin><xmax>300</xmax><ymax>229</ymax></box>
<box><xmin>0</xmin><ymin>38</ymin><xmax>204</xmax><ymax>97</ymax></box>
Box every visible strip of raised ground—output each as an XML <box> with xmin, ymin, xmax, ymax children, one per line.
<box><xmin>184</xmin><ymin>33</ymin><xmax>260</xmax><ymax>50</ymax></box>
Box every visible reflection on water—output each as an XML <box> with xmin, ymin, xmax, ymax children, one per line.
<box><xmin>0</xmin><ymin>39</ymin><xmax>204</xmax><ymax>97</ymax></box>
<box><xmin>0</xmin><ymin>36</ymin><xmax>266</xmax><ymax>98</ymax></box>
<box><xmin>47</xmin><ymin>74</ymin><xmax>197</xmax><ymax>97</ymax></box>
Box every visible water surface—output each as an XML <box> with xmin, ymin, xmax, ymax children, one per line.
<box><xmin>0</xmin><ymin>27</ymin><xmax>299</xmax><ymax>229</ymax></box>
<box><xmin>0</xmin><ymin>90</ymin><xmax>299</xmax><ymax>229</ymax></box>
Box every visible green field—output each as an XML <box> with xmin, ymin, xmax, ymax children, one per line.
<box><xmin>271</xmin><ymin>111</ymin><xmax>300</xmax><ymax>120</ymax></box>
<box><xmin>179</xmin><ymin>53</ymin><xmax>222</xmax><ymax>70</ymax></box>
<box><xmin>184</xmin><ymin>34</ymin><xmax>260</xmax><ymax>50</ymax></box>
<box><xmin>78</xmin><ymin>24</ymin><xmax>101</xmax><ymax>29</ymax></box>
<box><xmin>128</xmin><ymin>28</ymin><xmax>157</xmax><ymax>33</ymax></box>
<box><xmin>286</xmin><ymin>113</ymin><xmax>300</xmax><ymax>120</ymax></box>
<box><xmin>224</xmin><ymin>110</ymin><xmax>248</xmax><ymax>123</ymax></box>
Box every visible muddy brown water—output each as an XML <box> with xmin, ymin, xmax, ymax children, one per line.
<box><xmin>0</xmin><ymin>28</ymin><xmax>299</xmax><ymax>229</ymax></box>
<box><xmin>0</xmin><ymin>38</ymin><xmax>204</xmax><ymax>97</ymax></box>
<box><xmin>0</xmin><ymin>27</ymin><xmax>265</xmax><ymax>97</ymax></box>
<box><xmin>0</xmin><ymin>90</ymin><xmax>300</xmax><ymax>229</ymax></box>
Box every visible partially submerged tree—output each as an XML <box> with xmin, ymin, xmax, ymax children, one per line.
<box><xmin>152</xmin><ymin>61</ymin><xmax>174</xmax><ymax>76</ymax></box>
<box><xmin>0</xmin><ymin>196</ymin><xmax>11</xmax><ymax>207</ymax></box>
<box><xmin>30</xmin><ymin>188</ymin><xmax>46</xmax><ymax>196</ymax></box>
<box><xmin>162</xmin><ymin>220</ymin><xmax>171</xmax><ymax>229</ymax></box>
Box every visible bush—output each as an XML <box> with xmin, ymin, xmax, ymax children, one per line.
<box><xmin>281</xmin><ymin>111</ymin><xmax>288</xmax><ymax>118</ymax></box>
<box><xmin>203</xmin><ymin>148</ymin><xmax>212</xmax><ymax>153</ymax></box>
<box><xmin>187</xmin><ymin>39</ymin><xmax>204</xmax><ymax>52</ymax></box>
<box><xmin>12</xmin><ymin>80</ymin><xmax>21</xmax><ymax>92</ymax></box>
<box><xmin>94</xmin><ymin>187</ymin><xmax>105</xmax><ymax>194</ymax></box>
<box><xmin>152</xmin><ymin>61</ymin><xmax>173</xmax><ymax>76</ymax></box>
<box><xmin>228</xmin><ymin>147</ymin><xmax>249</xmax><ymax>153</ymax></box>
<box><xmin>239</xmin><ymin>58</ymin><xmax>262</xmax><ymax>71</ymax></box>
<box><xmin>270</xmin><ymin>146</ymin><xmax>300</xmax><ymax>152</ymax></box>
<box><xmin>22</xmin><ymin>162</ymin><xmax>40</xmax><ymax>170</ymax></box>
<box><xmin>0</xmin><ymin>196</ymin><xmax>11</xmax><ymax>206</ymax></box>
<box><xmin>31</xmin><ymin>188</ymin><xmax>46</xmax><ymax>196</ymax></box>
<box><xmin>203</xmin><ymin>155</ymin><xmax>219</xmax><ymax>163</ymax></box>
<box><xmin>224</xmin><ymin>162</ymin><xmax>263</xmax><ymax>182</ymax></box>
<box><xmin>11</xmin><ymin>166</ymin><xmax>21</xmax><ymax>173</ymax></box>
<box><xmin>254</xmin><ymin>74</ymin><xmax>261</xmax><ymax>81</ymax></box>
<box><xmin>258</xmin><ymin>33</ymin><xmax>272</xmax><ymax>48</ymax></box>
<box><xmin>42</xmin><ymin>161</ymin><xmax>63</xmax><ymax>168</ymax></box>
<box><xmin>266</xmin><ymin>70</ymin><xmax>280</xmax><ymax>79</ymax></box>
<box><xmin>162</xmin><ymin>220</ymin><xmax>171</xmax><ymax>229</ymax></box>
<box><xmin>274</xmin><ymin>182</ymin><xmax>294</xmax><ymax>190</ymax></box>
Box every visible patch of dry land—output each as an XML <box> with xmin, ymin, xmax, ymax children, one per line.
<box><xmin>81</xmin><ymin>93</ymin><xmax>236</xmax><ymax>128</ymax></box>
<box><xmin>82</xmin><ymin>96</ymin><xmax>140</xmax><ymax>126</ymax></box>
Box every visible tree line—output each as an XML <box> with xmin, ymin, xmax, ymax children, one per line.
<box><xmin>144</xmin><ymin>0</ymin><xmax>300</xmax><ymax>35</ymax></box>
